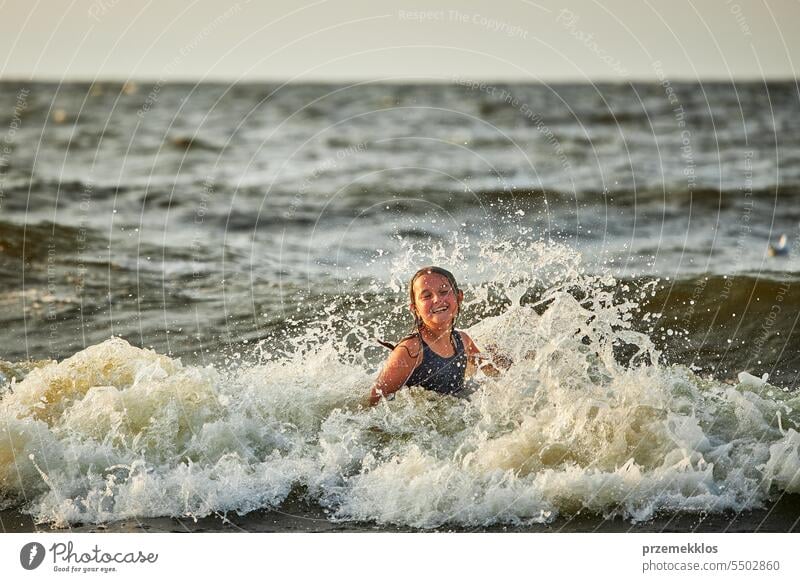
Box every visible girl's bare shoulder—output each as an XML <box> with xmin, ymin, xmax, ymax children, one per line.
<box><xmin>396</xmin><ymin>335</ymin><xmax>422</xmax><ymax>358</ymax></box>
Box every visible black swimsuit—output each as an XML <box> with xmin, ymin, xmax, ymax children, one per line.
<box><xmin>404</xmin><ymin>330</ymin><xmax>467</xmax><ymax>395</ymax></box>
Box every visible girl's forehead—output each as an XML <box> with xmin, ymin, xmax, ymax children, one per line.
<box><xmin>413</xmin><ymin>273</ymin><xmax>452</xmax><ymax>293</ymax></box>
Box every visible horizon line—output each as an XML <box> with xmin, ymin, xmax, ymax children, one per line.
<box><xmin>1</xmin><ymin>75</ymin><xmax>798</xmax><ymax>85</ymax></box>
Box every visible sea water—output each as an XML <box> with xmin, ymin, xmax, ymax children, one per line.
<box><xmin>1</xmin><ymin>239</ymin><xmax>798</xmax><ymax>528</ymax></box>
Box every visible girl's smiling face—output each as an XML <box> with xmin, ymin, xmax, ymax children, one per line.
<box><xmin>411</xmin><ymin>273</ymin><xmax>463</xmax><ymax>330</ymax></box>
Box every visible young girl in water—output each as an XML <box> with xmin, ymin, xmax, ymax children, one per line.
<box><xmin>368</xmin><ymin>266</ymin><xmax>504</xmax><ymax>405</ymax></box>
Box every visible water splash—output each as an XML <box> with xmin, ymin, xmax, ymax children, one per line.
<box><xmin>1</xmin><ymin>240</ymin><xmax>798</xmax><ymax>528</ymax></box>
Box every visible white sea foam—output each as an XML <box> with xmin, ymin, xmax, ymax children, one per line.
<box><xmin>1</xmin><ymin>241</ymin><xmax>798</xmax><ymax>527</ymax></box>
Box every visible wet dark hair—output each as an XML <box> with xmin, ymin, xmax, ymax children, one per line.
<box><xmin>377</xmin><ymin>266</ymin><xmax>461</xmax><ymax>351</ymax></box>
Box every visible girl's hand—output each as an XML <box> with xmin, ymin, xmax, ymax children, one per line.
<box><xmin>460</xmin><ymin>333</ymin><xmax>511</xmax><ymax>378</ymax></box>
<box><xmin>477</xmin><ymin>343</ymin><xmax>534</xmax><ymax>377</ymax></box>
<box><xmin>485</xmin><ymin>343</ymin><xmax>513</xmax><ymax>370</ymax></box>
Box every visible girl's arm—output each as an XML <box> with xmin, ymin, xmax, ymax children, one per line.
<box><xmin>368</xmin><ymin>339</ymin><xmax>421</xmax><ymax>405</ymax></box>
<box><xmin>460</xmin><ymin>332</ymin><xmax>512</xmax><ymax>378</ymax></box>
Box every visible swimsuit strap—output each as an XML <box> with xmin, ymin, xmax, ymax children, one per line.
<box><xmin>418</xmin><ymin>329</ymin><xmax>461</xmax><ymax>358</ymax></box>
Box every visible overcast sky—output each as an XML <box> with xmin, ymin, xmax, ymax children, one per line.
<box><xmin>1</xmin><ymin>0</ymin><xmax>797</xmax><ymax>82</ymax></box>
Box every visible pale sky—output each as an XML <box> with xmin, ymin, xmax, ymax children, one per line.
<box><xmin>1</xmin><ymin>0</ymin><xmax>797</xmax><ymax>82</ymax></box>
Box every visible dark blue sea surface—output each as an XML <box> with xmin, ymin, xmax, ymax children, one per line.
<box><xmin>1</xmin><ymin>82</ymin><xmax>800</xmax><ymax>531</ymax></box>
<box><xmin>1</xmin><ymin>81</ymin><xmax>798</xmax><ymax>382</ymax></box>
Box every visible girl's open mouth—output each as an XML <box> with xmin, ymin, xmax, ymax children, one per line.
<box><xmin>431</xmin><ymin>305</ymin><xmax>449</xmax><ymax>314</ymax></box>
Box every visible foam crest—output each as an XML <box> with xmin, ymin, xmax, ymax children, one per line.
<box><xmin>1</xmin><ymin>241</ymin><xmax>799</xmax><ymax>528</ymax></box>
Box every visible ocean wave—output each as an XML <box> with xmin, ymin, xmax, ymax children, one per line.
<box><xmin>1</xmin><ymin>242</ymin><xmax>798</xmax><ymax>528</ymax></box>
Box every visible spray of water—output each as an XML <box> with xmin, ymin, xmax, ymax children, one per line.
<box><xmin>1</xmin><ymin>239</ymin><xmax>798</xmax><ymax>528</ymax></box>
